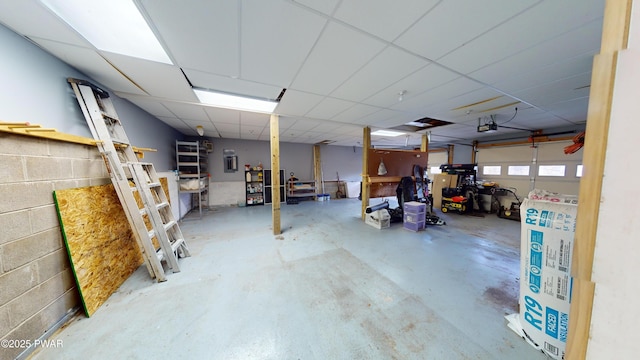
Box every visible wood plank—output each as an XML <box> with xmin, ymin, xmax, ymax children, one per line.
<box><xmin>421</xmin><ymin>133</ymin><xmax>429</xmax><ymax>152</ymax></box>
<box><xmin>471</xmin><ymin>140</ymin><xmax>478</xmax><ymax>164</ymax></box>
<box><xmin>0</xmin><ymin>121</ymin><xmax>156</xmax><ymax>157</ymax></box>
<box><xmin>313</xmin><ymin>145</ymin><xmax>322</xmax><ymax>194</ymax></box>
<box><xmin>566</xmin><ymin>1</ymin><xmax>632</xmax><ymax>358</ymax></box>
<box><xmin>53</xmin><ymin>184</ymin><xmax>144</xmax><ymax>317</ymax></box>
<box><xmin>447</xmin><ymin>144</ymin><xmax>454</xmax><ymax>164</ymax></box>
<box><xmin>270</xmin><ymin>114</ymin><xmax>281</xmax><ymax>235</ymax></box>
<box><xmin>361</xmin><ymin>127</ymin><xmax>371</xmax><ymax>219</ymax></box>
<box><xmin>0</xmin><ymin>121</ymin><xmax>98</xmax><ymax>146</ymax></box>
<box><xmin>566</xmin><ymin>278</ymin><xmax>596</xmax><ymax>360</ymax></box>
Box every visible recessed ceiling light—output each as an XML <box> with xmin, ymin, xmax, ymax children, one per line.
<box><xmin>193</xmin><ymin>89</ymin><xmax>278</xmax><ymax>114</ymax></box>
<box><xmin>42</xmin><ymin>0</ymin><xmax>172</xmax><ymax>64</ymax></box>
<box><xmin>371</xmin><ymin>130</ymin><xmax>405</xmax><ymax>137</ymax></box>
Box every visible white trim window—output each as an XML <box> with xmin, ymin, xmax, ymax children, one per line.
<box><xmin>482</xmin><ymin>165</ymin><xmax>501</xmax><ymax>175</ymax></box>
<box><xmin>538</xmin><ymin>165</ymin><xmax>566</xmax><ymax>177</ymax></box>
<box><xmin>508</xmin><ymin>165</ymin><xmax>530</xmax><ymax>176</ymax></box>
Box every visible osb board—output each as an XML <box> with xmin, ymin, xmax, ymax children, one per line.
<box><xmin>54</xmin><ymin>184</ymin><xmax>142</xmax><ymax>317</ymax></box>
<box><xmin>369</xmin><ymin>182</ymin><xmax>401</xmax><ymax>198</ymax></box>
<box><xmin>53</xmin><ymin>178</ymin><xmax>169</xmax><ymax>317</ymax></box>
<box><xmin>160</xmin><ymin>177</ymin><xmax>170</xmax><ymax>204</ymax></box>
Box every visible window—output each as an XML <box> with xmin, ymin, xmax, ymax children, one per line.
<box><xmin>576</xmin><ymin>165</ymin><xmax>583</xmax><ymax>177</ymax></box>
<box><xmin>429</xmin><ymin>166</ymin><xmax>442</xmax><ymax>175</ymax></box>
<box><xmin>508</xmin><ymin>165</ymin><xmax>530</xmax><ymax>176</ymax></box>
<box><xmin>482</xmin><ymin>165</ymin><xmax>501</xmax><ymax>175</ymax></box>
<box><xmin>538</xmin><ymin>165</ymin><xmax>566</xmax><ymax>177</ymax></box>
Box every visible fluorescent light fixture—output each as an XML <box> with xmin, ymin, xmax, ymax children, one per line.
<box><xmin>371</xmin><ymin>129</ymin><xmax>405</xmax><ymax>137</ymax></box>
<box><xmin>193</xmin><ymin>89</ymin><xmax>278</xmax><ymax>114</ymax></box>
<box><xmin>41</xmin><ymin>0</ymin><xmax>172</xmax><ymax>64</ymax></box>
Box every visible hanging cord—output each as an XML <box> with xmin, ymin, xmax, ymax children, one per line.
<box><xmin>498</xmin><ymin>107</ymin><xmax>518</xmax><ymax>125</ymax></box>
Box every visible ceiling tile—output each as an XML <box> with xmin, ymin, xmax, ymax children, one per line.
<box><xmin>31</xmin><ymin>38</ymin><xmax>145</xmax><ymax>95</ymax></box>
<box><xmin>240</xmin><ymin>124</ymin><xmax>265</xmax><ymax>139</ymax></box>
<box><xmin>309</xmin><ymin>120</ymin><xmax>350</xmax><ymax>133</ymax></box>
<box><xmin>362</xmin><ymin>64</ymin><xmax>459</xmax><ymax>107</ymax></box>
<box><xmin>437</xmin><ymin>0</ymin><xmax>605</xmax><ymax>75</ymax></box>
<box><xmin>203</xmin><ymin>107</ymin><xmax>240</xmax><ymax>124</ymax></box>
<box><xmin>290</xmin><ymin>22</ymin><xmax>387</xmax><ymax>95</ymax></box>
<box><xmin>390</xmin><ymin>77</ymin><xmax>484</xmax><ymax>115</ymax></box>
<box><xmin>0</xmin><ymin>1</ymin><xmax>90</xmax><ymax>47</ymax></box>
<box><xmin>274</xmin><ymin>116</ymin><xmax>298</xmax><ymax>130</ymax></box>
<box><xmin>241</xmin><ymin>1</ymin><xmax>326</xmax><ymax>87</ymax></box>
<box><xmin>305</xmin><ymin>97</ymin><xmax>356</xmax><ymax>119</ymax></box>
<box><xmin>331</xmin><ymin>104</ymin><xmax>381</xmax><ymax>123</ymax></box>
<box><xmin>470</xmin><ymin>19</ymin><xmax>602</xmax><ymax>88</ymax></box>
<box><xmin>239</xmin><ymin>112</ymin><xmax>270</xmax><ymax>127</ymax></box>
<box><xmin>290</xmin><ymin>0</ymin><xmax>341</xmax><ymax>17</ymax></box>
<box><xmin>102</xmin><ymin>52</ymin><xmax>198</xmax><ymax>101</ymax></box>
<box><xmin>157</xmin><ymin>116</ymin><xmax>187</xmax><ymax>128</ymax></box>
<box><xmin>513</xmin><ymin>72</ymin><xmax>592</xmax><ymax>108</ymax></box>
<box><xmin>140</xmin><ymin>0</ymin><xmax>240</xmax><ymax>76</ymax></box>
<box><xmin>162</xmin><ymin>102</ymin><xmax>208</xmax><ymax>121</ymax></box>
<box><xmin>276</xmin><ymin>90</ymin><xmax>325</xmax><ymax>117</ymax></box>
<box><xmin>331</xmin><ymin>46</ymin><xmax>430</xmax><ymax>102</ymax></box>
<box><xmin>124</xmin><ymin>98</ymin><xmax>176</xmax><ymax>117</ymax></box>
<box><xmin>288</xmin><ymin>119</ymin><xmax>322</xmax><ymax>131</ymax></box>
<box><xmin>544</xmin><ymin>97</ymin><xmax>589</xmax><ymax>124</ymax></box>
<box><xmin>334</xmin><ymin>0</ymin><xmax>440</xmax><ymax>42</ymax></box>
<box><xmin>396</xmin><ymin>0</ymin><xmax>540</xmax><ymax>60</ymax></box>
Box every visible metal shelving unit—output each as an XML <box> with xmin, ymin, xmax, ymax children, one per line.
<box><xmin>176</xmin><ymin>140</ymin><xmax>209</xmax><ymax>219</ymax></box>
<box><xmin>245</xmin><ymin>169</ymin><xmax>264</xmax><ymax>206</ymax></box>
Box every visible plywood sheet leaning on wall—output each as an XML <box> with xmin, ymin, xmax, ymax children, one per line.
<box><xmin>52</xmin><ymin>178</ymin><xmax>171</xmax><ymax>317</ymax></box>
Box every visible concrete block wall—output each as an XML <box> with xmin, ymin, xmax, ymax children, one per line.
<box><xmin>0</xmin><ymin>133</ymin><xmax>110</xmax><ymax>359</ymax></box>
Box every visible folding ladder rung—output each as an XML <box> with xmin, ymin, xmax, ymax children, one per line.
<box><xmin>141</xmin><ymin>202</ymin><xmax>170</xmax><ymax>216</ymax></box>
<box><xmin>164</xmin><ymin>220</ymin><xmax>177</xmax><ymax>231</ymax></box>
<box><xmin>101</xmin><ymin>112</ymin><xmax>120</xmax><ymax>123</ymax></box>
<box><xmin>157</xmin><ymin>201</ymin><xmax>170</xmax><ymax>210</ymax></box>
<box><xmin>170</xmin><ymin>238</ymin><xmax>185</xmax><ymax>253</ymax></box>
<box><xmin>148</xmin><ymin>182</ymin><xmax>161</xmax><ymax>188</ymax></box>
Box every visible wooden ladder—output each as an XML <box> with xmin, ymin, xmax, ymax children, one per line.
<box><xmin>68</xmin><ymin>78</ymin><xmax>190</xmax><ymax>282</ymax></box>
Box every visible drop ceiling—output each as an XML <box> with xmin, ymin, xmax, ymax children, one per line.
<box><xmin>0</xmin><ymin>0</ymin><xmax>604</xmax><ymax>148</ymax></box>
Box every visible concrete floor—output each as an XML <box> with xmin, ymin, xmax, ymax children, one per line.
<box><xmin>31</xmin><ymin>198</ymin><xmax>548</xmax><ymax>360</ymax></box>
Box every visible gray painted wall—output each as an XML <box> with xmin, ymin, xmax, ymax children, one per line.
<box><xmin>0</xmin><ymin>23</ymin><xmax>181</xmax><ymax>171</ymax></box>
<box><xmin>207</xmin><ymin>138</ymin><xmax>362</xmax><ymax>183</ymax></box>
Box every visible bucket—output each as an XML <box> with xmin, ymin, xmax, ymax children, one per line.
<box><xmin>316</xmin><ymin>194</ymin><xmax>324</xmax><ymax>201</ymax></box>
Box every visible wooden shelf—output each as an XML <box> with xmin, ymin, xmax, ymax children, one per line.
<box><xmin>288</xmin><ymin>180</ymin><xmax>316</xmax><ymax>199</ymax></box>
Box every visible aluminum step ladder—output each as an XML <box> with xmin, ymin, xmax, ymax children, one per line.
<box><xmin>68</xmin><ymin>78</ymin><xmax>190</xmax><ymax>282</ymax></box>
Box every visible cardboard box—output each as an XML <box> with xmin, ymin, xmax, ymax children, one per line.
<box><xmin>365</xmin><ymin>209</ymin><xmax>390</xmax><ymax>229</ymax></box>
<box><xmin>432</xmin><ymin>174</ymin><xmax>458</xmax><ymax>209</ymax></box>
<box><xmin>510</xmin><ymin>192</ymin><xmax>577</xmax><ymax>360</ymax></box>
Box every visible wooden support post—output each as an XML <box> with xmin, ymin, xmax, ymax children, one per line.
<box><xmin>361</xmin><ymin>127</ymin><xmax>371</xmax><ymax>220</ymax></box>
<box><xmin>313</xmin><ymin>145</ymin><xmax>322</xmax><ymax>196</ymax></box>
<box><xmin>421</xmin><ymin>133</ymin><xmax>429</xmax><ymax>152</ymax></box>
<box><xmin>270</xmin><ymin>114</ymin><xmax>281</xmax><ymax>235</ymax></box>
<box><xmin>566</xmin><ymin>1</ymin><xmax>632</xmax><ymax>359</ymax></box>
<box><xmin>471</xmin><ymin>140</ymin><xmax>478</xmax><ymax>164</ymax></box>
<box><xmin>447</xmin><ymin>144</ymin><xmax>454</xmax><ymax>164</ymax></box>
